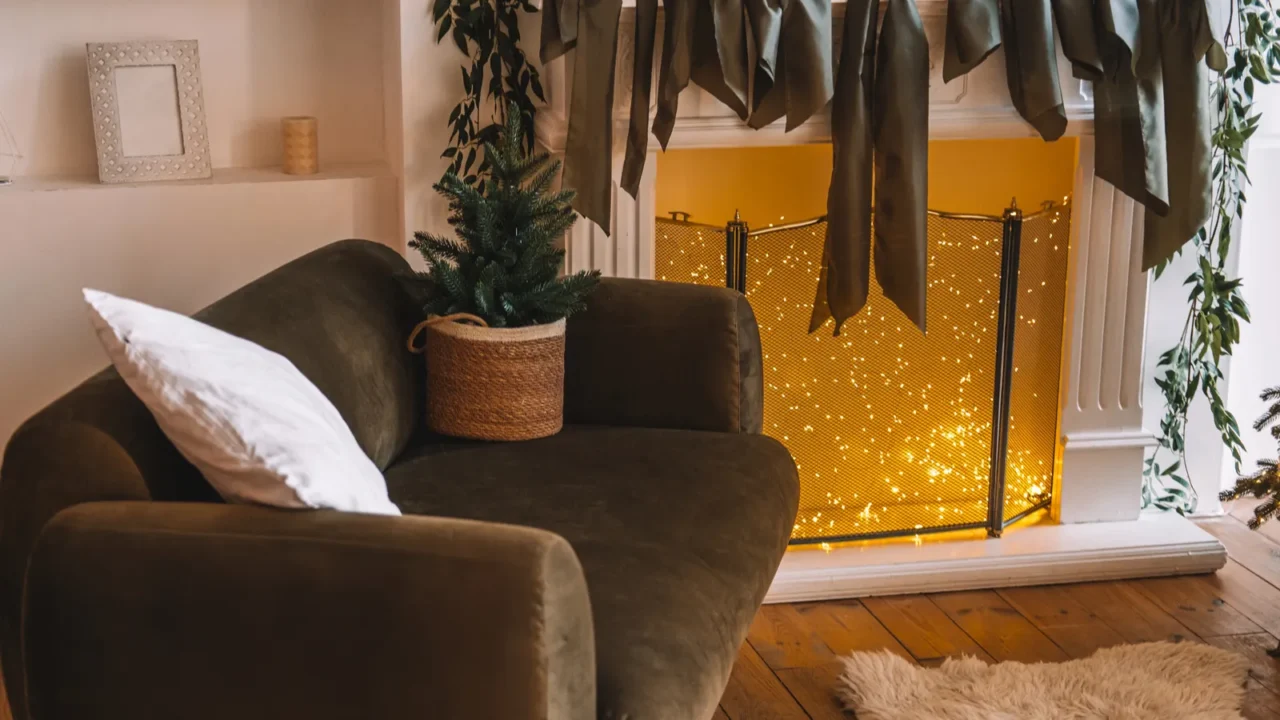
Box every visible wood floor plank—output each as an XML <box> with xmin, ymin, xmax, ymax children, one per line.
<box><xmin>997</xmin><ymin>585</ymin><xmax>1127</xmax><ymax>658</ymax></box>
<box><xmin>928</xmin><ymin>590</ymin><xmax>1070</xmax><ymax>663</ymax></box>
<box><xmin>746</xmin><ymin>602</ymin><xmax>838</xmax><ymax>670</ymax></box>
<box><xmin>1201</xmin><ymin>518</ymin><xmax>1280</xmax><ymax>590</ymax></box>
<box><xmin>764</xmin><ymin>600</ymin><xmax>916</xmax><ymax>719</ymax></box>
<box><xmin>792</xmin><ymin>599</ymin><xmax>914</xmax><ymax>660</ymax></box>
<box><xmin>1131</xmin><ymin>574</ymin><xmax>1265</xmax><ymax>637</ymax></box>
<box><xmin>1242</xmin><ymin>681</ymin><xmax>1280</xmax><ymax>720</ymax></box>
<box><xmin>862</xmin><ymin>595</ymin><xmax>995</xmax><ymax>663</ymax></box>
<box><xmin>1060</xmin><ymin>580</ymin><xmax>1203</xmax><ymax>644</ymax></box>
<box><xmin>774</xmin><ymin>663</ymin><xmax>850</xmax><ymax>720</ymax></box>
<box><xmin>1206</xmin><ymin>560</ymin><xmax>1280</xmax><ymax>637</ymax></box>
<box><xmin>1221</xmin><ymin>498</ymin><xmax>1280</xmax><ymax>549</ymax></box>
<box><xmin>1202</xmin><ymin>634</ymin><xmax>1280</xmax><ymax>720</ymax></box>
<box><xmin>711</xmin><ymin>706</ymin><xmax>730</xmax><ymax>720</ymax></box>
<box><xmin>1204</xmin><ymin>633</ymin><xmax>1280</xmax><ymax>695</ymax></box>
<box><xmin>1226</xmin><ymin>497</ymin><xmax>1265</xmax><ymax>526</ymax></box>
<box><xmin>718</xmin><ymin>642</ymin><xmax>808</xmax><ymax>720</ymax></box>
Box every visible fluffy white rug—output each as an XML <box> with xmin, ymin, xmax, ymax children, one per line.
<box><xmin>838</xmin><ymin>642</ymin><xmax>1249</xmax><ymax>719</ymax></box>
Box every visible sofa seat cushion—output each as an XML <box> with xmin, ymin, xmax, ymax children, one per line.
<box><xmin>384</xmin><ymin>425</ymin><xmax>799</xmax><ymax>720</ymax></box>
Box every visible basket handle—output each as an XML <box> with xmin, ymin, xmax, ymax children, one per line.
<box><xmin>407</xmin><ymin>313</ymin><xmax>490</xmax><ymax>354</ymax></box>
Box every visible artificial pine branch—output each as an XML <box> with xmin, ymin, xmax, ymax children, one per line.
<box><xmin>412</xmin><ymin>103</ymin><xmax>599</xmax><ymax>328</ymax></box>
<box><xmin>1254</xmin><ymin>385</ymin><xmax>1280</xmax><ymax>431</ymax></box>
<box><xmin>1220</xmin><ymin>386</ymin><xmax>1280</xmax><ymax>532</ymax></box>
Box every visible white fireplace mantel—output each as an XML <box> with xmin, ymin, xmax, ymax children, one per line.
<box><xmin>533</xmin><ymin>4</ymin><xmax>1226</xmax><ymax>600</ymax></box>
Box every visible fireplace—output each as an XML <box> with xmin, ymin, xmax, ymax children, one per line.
<box><xmin>531</xmin><ymin>1</ymin><xmax>1228</xmax><ymax>599</ymax></box>
<box><xmin>653</xmin><ymin>157</ymin><xmax>1070</xmax><ymax>544</ymax></box>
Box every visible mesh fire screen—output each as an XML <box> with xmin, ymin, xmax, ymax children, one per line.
<box><xmin>654</xmin><ymin>206</ymin><xmax>1071</xmax><ymax>543</ymax></box>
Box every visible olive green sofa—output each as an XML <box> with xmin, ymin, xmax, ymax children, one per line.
<box><xmin>0</xmin><ymin>240</ymin><xmax>799</xmax><ymax>720</ymax></box>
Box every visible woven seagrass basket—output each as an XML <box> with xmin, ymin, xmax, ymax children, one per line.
<box><xmin>407</xmin><ymin>314</ymin><xmax>566</xmax><ymax>441</ymax></box>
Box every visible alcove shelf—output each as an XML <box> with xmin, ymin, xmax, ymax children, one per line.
<box><xmin>6</xmin><ymin>162</ymin><xmax>393</xmax><ymax>194</ymax></box>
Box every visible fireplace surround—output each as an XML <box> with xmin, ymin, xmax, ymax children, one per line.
<box><xmin>532</xmin><ymin>0</ymin><xmax>1228</xmax><ymax>600</ymax></box>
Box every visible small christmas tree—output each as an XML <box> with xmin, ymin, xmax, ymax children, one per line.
<box><xmin>1219</xmin><ymin>386</ymin><xmax>1280</xmax><ymax>529</ymax></box>
<box><xmin>410</xmin><ymin>104</ymin><xmax>599</xmax><ymax>327</ymax></box>
<box><xmin>1219</xmin><ymin>386</ymin><xmax>1280</xmax><ymax>657</ymax></box>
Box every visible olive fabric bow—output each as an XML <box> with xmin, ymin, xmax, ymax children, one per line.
<box><xmin>542</xmin><ymin>0</ymin><xmax>1228</xmax><ymax>335</ymax></box>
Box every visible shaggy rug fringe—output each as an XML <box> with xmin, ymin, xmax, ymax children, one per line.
<box><xmin>838</xmin><ymin>641</ymin><xmax>1249</xmax><ymax>719</ymax></box>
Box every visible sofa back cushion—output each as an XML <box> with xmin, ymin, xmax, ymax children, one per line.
<box><xmin>190</xmin><ymin>240</ymin><xmax>422</xmax><ymax>471</ymax></box>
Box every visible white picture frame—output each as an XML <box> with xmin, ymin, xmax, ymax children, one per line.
<box><xmin>86</xmin><ymin>40</ymin><xmax>212</xmax><ymax>184</ymax></box>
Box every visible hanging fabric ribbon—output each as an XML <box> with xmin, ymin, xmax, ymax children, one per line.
<box><xmin>620</xmin><ymin>0</ymin><xmax>658</xmax><ymax>198</ymax></box>
<box><xmin>809</xmin><ymin>0</ymin><xmax>877</xmax><ymax>334</ymax></box>
<box><xmin>691</xmin><ymin>0</ymin><xmax>751</xmax><ymax>120</ymax></box>
<box><xmin>545</xmin><ymin>0</ymin><xmax>1230</xmax><ymax>328</ymax></box>
<box><xmin>944</xmin><ymin>0</ymin><xmax>1001</xmax><ymax>83</ymax></box>
<box><xmin>541</xmin><ymin>0</ymin><xmax>622</xmax><ymax>233</ymax></box>
<box><xmin>1140</xmin><ymin>0</ymin><xmax>1221</xmax><ymax>269</ymax></box>
<box><xmin>1001</xmin><ymin>0</ymin><xmax>1068</xmax><ymax>141</ymax></box>
<box><xmin>873</xmin><ymin>0</ymin><xmax>930</xmax><ymax>332</ymax></box>
<box><xmin>940</xmin><ymin>0</ymin><xmax>1227</xmax><ymax>272</ymax></box>
<box><xmin>1094</xmin><ymin>0</ymin><xmax>1171</xmax><ymax>217</ymax></box>
<box><xmin>1052</xmin><ymin>0</ymin><xmax>1104</xmax><ymax>81</ymax></box>
<box><xmin>748</xmin><ymin>0</ymin><xmax>835</xmax><ymax>130</ymax></box>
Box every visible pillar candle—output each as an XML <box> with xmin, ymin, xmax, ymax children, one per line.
<box><xmin>282</xmin><ymin>116</ymin><xmax>319</xmax><ymax>175</ymax></box>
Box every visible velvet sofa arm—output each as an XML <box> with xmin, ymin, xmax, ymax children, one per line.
<box><xmin>23</xmin><ymin>502</ymin><xmax>595</xmax><ymax>720</ymax></box>
<box><xmin>564</xmin><ymin>278</ymin><xmax>764</xmax><ymax>433</ymax></box>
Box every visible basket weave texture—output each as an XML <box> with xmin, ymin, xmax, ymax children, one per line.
<box><xmin>409</xmin><ymin>316</ymin><xmax>566</xmax><ymax>441</ymax></box>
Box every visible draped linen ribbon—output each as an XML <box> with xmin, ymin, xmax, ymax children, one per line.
<box><xmin>748</xmin><ymin>0</ymin><xmax>835</xmax><ymax>131</ymax></box>
<box><xmin>611</xmin><ymin>0</ymin><xmax>839</xmax><ymax>212</ymax></box>
<box><xmin>620</xmin><ymin>0</ymin><xmax>658</xmax><ymax>197</ymax></box>
<box><xmin>550</xmin><ymin>0</ymin><xmax>1228</xmax><ymax>329</ymax></box>
<box><xmin>943</xmin><ymin>0</ymin><xmax>1228</xmax><ymax>272</ymax></box>
<box><xmin>872</xmin><ymin>0</ymin><xmax>930</xmax><ymax>332</ymax></box>
<box><xmin>1002</xmin><ymin>0</ymin><xmax>1068</xmax><ymax>141</ymax></box>
<box><xmin>1052</xmin><ymin>0</ymin><xmax>1104</xmax><ymax>81</ymax></box>
<box><xmin>1141</xmin><ymin>0</ymin><xmax>1226</xmax><ymax>269</ymax></box>
<box><xmin>542</xmin><ymin>0</ymin><xmax>622</xmax><ymax>233</ymax></box>
<box><xmin>652</xmin><ymin>0</ymin><xmax>697</xmax><ymax>150</ymax></box>
<box><xmin>691</xmin><ymin>0</ymin><xmax>751</xmax><ymax>120</ymax></box>
<box><xmin>943</xmin><ymin>0</ymin><xmax>1001</xmax><ymax>82</ymax></box>
<box><xmin>808</xmin><ymin>0</ymin><xmax>877</xmax><ymax>334</ymax></box>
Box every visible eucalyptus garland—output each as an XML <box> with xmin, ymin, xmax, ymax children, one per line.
<box><xmin>432</xmin><ymin>0</ymin><xmax>544</xmax><ymax>185</ymax></box>
<box><xmin>1144</xmin><ymin>0</ymin><xmax>1278</xmax><ymax>513</ymax></box>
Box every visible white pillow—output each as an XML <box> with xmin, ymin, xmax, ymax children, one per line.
<box><xmin>83</xmin><ymin>289</ymin><xmax>400</xmax><ymax>516</ymax></box>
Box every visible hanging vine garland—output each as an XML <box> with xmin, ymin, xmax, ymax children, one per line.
<box><xmin>1143</xmin><ymin>0</ymin><xmax>1279</xmax><ymax>514</ymax></box>
<box><xmin>432</xmin><ymin>0</ymin><xmax>544</xmax><ymax>186</ymax></box>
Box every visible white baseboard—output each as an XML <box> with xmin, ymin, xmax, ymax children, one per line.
<box><xmin>764</xmin><ymin>513</ymin><xmax>1226</xmax><ymax>603</ymax></box>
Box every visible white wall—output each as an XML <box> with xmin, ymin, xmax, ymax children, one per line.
<box><xmin>0</xmin><ymin>0</ymin><xmax>427</xmax><ymax>454</ymax></box>
<box><xmin>1141</xmin><ymin>230</ymin><xmax>1238</xmax><ymax>516</ymax></box>
<box><xmin>1</xmin><ymin>0</ymin><xmax>387</xmax><ymax>177</ymax></box>
<box><xmin>1224</xmin><ymin>84</ymin><xmax>1280</xmax><ymax>488</ymax></box>
<box><xmin>0</xmin><ymin>0</ymin><xmax>499</xmax><ymax>454</ymax></box>
<box><xmin>396</xmin><ymin>0</ymin><xmax>461</xmax><ymax>266</ymax></box>
<box><xmin>0</xmin><ymin>176</ymin><xmax>399</xmax><ymax>448</ymax></box>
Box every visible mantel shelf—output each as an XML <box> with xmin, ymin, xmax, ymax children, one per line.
<box><xmin>610</xmin><ymin>0</ymin><xmax>950</xmax><ymax>12</ymax></box>
<box><xmin>4</xmin><ymin>162</ymin><xmax>393</xmax><ymax>194</ymax></box>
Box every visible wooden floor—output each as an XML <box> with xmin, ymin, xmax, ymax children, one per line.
<box><xmin>718</xmin><ymin>501</ymin><xmax>1280</xmax><ymax>720</ymax></box>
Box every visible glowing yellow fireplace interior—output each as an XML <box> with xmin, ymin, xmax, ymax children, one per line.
<box><xmin>654</xmin><ymin>139</ymin><xmax>1077</xmax><ymax>542</ymax></box>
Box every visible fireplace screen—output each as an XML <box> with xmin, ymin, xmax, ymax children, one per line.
<box><xmin>655</xmin><ymin>205</ymin><xmax>1070</xmax><ymax>544</ymax></box>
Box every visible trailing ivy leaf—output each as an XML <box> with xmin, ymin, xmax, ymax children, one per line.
<box><xmin>1146</xmin><ymin>3</ymin><xmax>1262</xmax><ymax>517</ymax></box>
